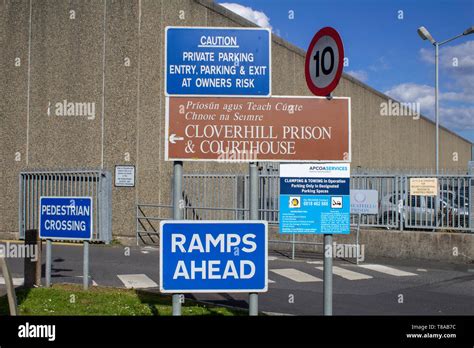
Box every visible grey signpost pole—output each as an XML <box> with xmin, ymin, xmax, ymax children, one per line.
<box><xmin>323</xmin><ymin>233</ymin><xmax>333</xmax><ymax>315</ymax></box>
<box><xmin>356</xmin><ymin>213</ymin><xmax>361</xmax><ymax>265</ymax></box>
<box><xmin>291</xmin><ymin>234</ymin><xmax>296</xmax><ymax>260</ymax></box>
<box><xmin>83</xmin><ymin>241</ymin><xmax>89</xmax><ymax>290</ymax></box>
<box><xmin>249</xmin><ymin>162</ymin><xmax>259</xmax><ymax>316</ymax></box>
<box><xmin>172</xmin><ymin>161</ymin><xmax>183</xmax><ymax>316</ymax></box>
<box><xmin>45</xmin><ymin>239</ymin><xmax>52</xmax><ymax>287</ymax></box>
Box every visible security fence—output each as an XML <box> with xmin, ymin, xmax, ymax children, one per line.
<box><xmin>136</xmin><ymin>170</ymin><xmax>473</xmax><ymax>245</ymax></box>
<box><xmin>403</xmin><ymin>175</ymin><xmax>472</xmax><ymax>231</ymax></box>
<box><xmin>19</xmin><ymin>169</ymin><xmax>113</xmax><ymax>242</ymax></box>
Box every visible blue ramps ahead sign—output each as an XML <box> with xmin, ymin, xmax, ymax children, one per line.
<box><xmin>39</xmin><ymin>197</ymin><xmax>93</xmax><ymax>241</ymax></box>
<box><xmin>165</xmin><ymin>27</ymin><xmax>271</xmax><ymax>97</ymax></box>
<box><xmin>160</xmin><ymin>221</ymin><xmax>268</xmax><ymax>293</ymax></box>
<box><xmin>279</xmin><ymin>163</ymin><xmax>351</xmax><ymax>234</ymax></box>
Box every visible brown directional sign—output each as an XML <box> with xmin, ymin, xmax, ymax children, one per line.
<box><xmin>165</xmin><ymin>96</ymin><xmax>350</xmax><ymax>162</ymax></box>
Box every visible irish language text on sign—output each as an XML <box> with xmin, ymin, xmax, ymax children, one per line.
<box><xmin>160</xmin><ymin>221</ymin><xmax>268</xmax><ymax>293</ymax></box>
<box><xmin>279</xmin><ymin>163</ymin><xmax>350</xmax><ymax>234</ymax></box>
<box><xmin>166</xmin><ymin>96</ymin><xmax>350</xmax><ymax>162</ymax></box>
<box><xmin>39</xmin><ymin>197</ymin><xmax>92</xmax><ymax>240</ymax></box>
<box><xmin>165</xmin><ymin>27</ymin><xmax>271</xmax><ymax>96</ymax></box>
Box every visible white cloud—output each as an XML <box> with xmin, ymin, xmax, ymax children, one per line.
<box><xmin>420</xmin><ymin>41</ymin><xmax>474</xmax><ymax>70</ymax></box>
<box><xmin>419</xmin><ymin>40</ymin><xmax>474</xmax><ymax>93</ymax></box>
<box><xmin>369</xmin><ymin>56</ymin><xmax>391</xmax><ymax>72</ymax></box>
<box><xmin>385</xmin><ymin>82</ymin><xmax>474</xmax><ymax>130</ymax></box>
<box><xmin>385</xmin><ymin>83</ymin><xmax>434</xmax><ymax>109</ymax></box>
<box><xmin>440</xmin><ymin>107</ymin><xmax>474</xmax><ymax>129</ymax></box>
<box><xmin>346</xmin><ymin>70</ymin><xmax>368</xmax><ymax>82</ymax></box>
<box><xmin>220</xmin><ymin>3</ymin><xmax>272</xmax><ymax>30</ymax></box>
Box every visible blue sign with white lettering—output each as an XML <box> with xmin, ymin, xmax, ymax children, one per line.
<box><xmin>160</xmin><ymin>221</ymin><xmax>267</xmax><ymax>293</ymax></box>
<box><xmin>165</xmin><ymin>27</ymin><xmax>271</xmax><ymax>96</ymax></box>
<box><xmin>39</xmin><ymin>197</ymin><xmax>93</xmax><ymax>240</ymax></box>
<box><xmin>279</xmin><ymin>163</ymin><xmax>351</xmax><ymax>234</ymax></box>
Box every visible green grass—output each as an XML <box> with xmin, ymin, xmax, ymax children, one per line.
<box><xmin>0</xmin><ymin>284</ymin><xmax>246</xmax><ymax>316</ymax></box>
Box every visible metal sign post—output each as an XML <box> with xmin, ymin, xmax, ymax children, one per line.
<box><xmin>45</xmin><ymin>239</ymin><xmax>52</xmax><ymax>287</ymax></box>
<box><xmin>83</xmin><ymin>241</ymin><xmax>89</xmax><ymax>290</ymax></box>
<box><xmin>172</xmin><ymin>161</ymin><xmax>183</xmax><ymax>316</ymax></box>
<box><xmin>323</xmin><ymin>234</ymin><xmax>333</xmax><ymax>315</ymax></box>
<box><xmin>356</xmin><ymin>213</ymin><xmax>361</xmax><ymax>266</ymax></box>
<box><xmin>249</xmin><ymin>162</ymin><xmax>259</xmax><ymax>316</ymax></box>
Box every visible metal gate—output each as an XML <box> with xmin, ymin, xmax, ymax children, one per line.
<box><xmin>19</xmin><ymin>169</ymin><xmax>113</xmax><ymax>242</ymax></box>
<box><xmin>404</xmin><ymin>175</ymin><xmax>473</xmax><ymax>231</ymax></box>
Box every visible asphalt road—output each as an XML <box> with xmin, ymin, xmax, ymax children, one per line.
<box><xmin>1</xmin><ymin>242</ymin><xmax>474</xmax><ymax>315</ymax></box>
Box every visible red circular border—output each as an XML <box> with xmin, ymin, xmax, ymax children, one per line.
<box><xmin>304</xmin><ymin>27</ymin><xmax>344</xmax><ymax>96</ymax></box>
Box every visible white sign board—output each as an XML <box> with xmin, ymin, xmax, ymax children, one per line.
<box><xmin>115</xmin><ymin>165</ymin><xmax>135</xmax><ymax>187</ymax></box>
<box><xmin>279</xmin><ymin>163</ymin><xmax>351</xmax><ymax>234</ymax></box>
<box><xmin>350</xmin><ymin>190</ymin><xmax>378</xmax><ymax>215</ymax></box>
<box><xmin>410</xmin><ymin>178</ymin><xmax>438</xmax><ymax>196</ymax></box>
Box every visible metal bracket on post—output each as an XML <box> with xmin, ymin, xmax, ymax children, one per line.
<box><xmin>172</xmin><ymin>161</ymin><xmax>183</xmax><ymax>316</ymax></box>
<box><xmin>249</xmin><ymin>162</ymin><xmax>259</xmax><ymax>316</ymax></box>
<box><xmin>323</xmin><ymin>234</ymin><xmax>333</xmax><ymax>315</ymax></box>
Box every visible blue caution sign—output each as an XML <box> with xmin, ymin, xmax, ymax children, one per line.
<box><xmin>160</xmin><ymin>221</ymin><xmax>268</xmax><ymax>293</ymax></box>
<box><xmin>165</xmin><ymin>27</ymin><xmax>271</xmax><ymax>96</ymax></box>
<box><xmin>279</xmin><ymin>163</ymin><xmax>351</xmax><ymax>234</ymax></box>
<box><xmin>39</xmin><ymin>197</ymin><xmax>93</xmax><ymax>241</ymax></box>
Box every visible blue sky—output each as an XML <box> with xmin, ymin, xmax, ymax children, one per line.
<box><xmin>219</xmin><ymin>0</ymin><xmax>474</xmax><ymax>143</ymax></box>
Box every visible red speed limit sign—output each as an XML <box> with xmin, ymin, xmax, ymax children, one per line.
<box><xmin>305</xmin><ymin>27</ymin><xmax>344</xmax><ymax>96</ymax></box>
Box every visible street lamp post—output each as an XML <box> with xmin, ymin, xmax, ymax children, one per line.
<box><xmin>416</xmin><ymin>25</ymin><xmax>474</xmax><ymax>175</ymax></box>
<box><xmin>417</xmin><ymin>25</ymin><xmax>473</xmax><ymax>231</ymax></box>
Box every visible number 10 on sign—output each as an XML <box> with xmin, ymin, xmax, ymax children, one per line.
<box><xmin>305</xmin><ymin>27</ymin><xmax>344</xmax><ymax>97</ymax></box>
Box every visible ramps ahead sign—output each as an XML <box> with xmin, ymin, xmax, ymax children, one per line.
<box><xmin>160</xmin><ymin>221</ymin><xmax>267</xmax><ymax>293</ymax></box>
<box><xmin>39</xmin><ymin>197</ymin><xmax>93</xmax><ymax>240</ymax></box>
<box><xmin>165</xmin><ymin>27</ymin><xmax>271</xmax><ymax>97</ymax></box>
